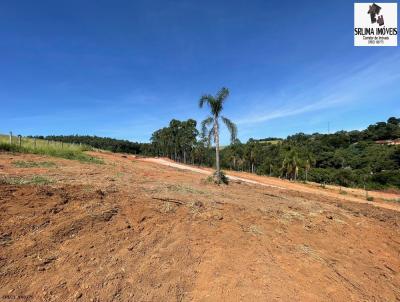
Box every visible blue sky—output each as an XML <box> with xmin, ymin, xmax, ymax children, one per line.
<box><xmin>1</xmin><ymin>0</ymin><xmax>399</xmax><ymax>143</ymax></box>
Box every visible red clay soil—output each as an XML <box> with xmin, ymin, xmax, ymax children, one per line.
<box><xmin>0</xmin><ymin>151</ymin><xmax>399</xmax><ymax>301</ymax></box>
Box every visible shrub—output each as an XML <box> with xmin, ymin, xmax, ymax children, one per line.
<box><xmin>206</xmin><ymin>171</ymin><xmax>229</xmax><ymax>185</ymax></box>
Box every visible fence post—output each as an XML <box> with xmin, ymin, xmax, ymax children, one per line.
<box><xmin>18</xmin><ymin>135</ymin><xmax>22</xmax><ymax>148</ymax></box>
<box><xmin>9</xmin><ymin>132</ymin><xmax>12</xmax><ymax>144</ymax></box>
<box><xmin>34</xmin><ymin>138</ymin><xmax>37</xmax><ymax>149</ymax></box>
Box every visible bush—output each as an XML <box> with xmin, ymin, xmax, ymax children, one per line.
<box><xmin>206</xmin><ymin>170</ymin><xmax>229</xmax><ymax>185</ymax></box>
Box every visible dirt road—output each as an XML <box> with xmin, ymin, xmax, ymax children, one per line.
<box><xmin>1</xmin><ymin>151</ymin><xmax>399</xmax><ymax>301</ymax></box>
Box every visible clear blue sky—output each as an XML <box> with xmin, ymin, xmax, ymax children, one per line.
<box><xmin>1</xmin><ymin>0</ymin><xmax>399</xmax><ymax>143</ymax></box>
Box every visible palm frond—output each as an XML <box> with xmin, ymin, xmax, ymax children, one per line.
<box><xmin>221</xmin><ymin>116</ymin><xmax>237</xmax><ymax>143</ymax></box>
<box><xmin>216</xmin><ymin>87</ymin><xmax>229</xmax><ymax>103</ymax></box>
<box><xmin>201</xmin><ymin>116</ymin><xmax>214</xmax><ymax>138</ymax></box>
<box><xmin>207</xmin><ymin>125</ymin><xmax>215</xmax><ymax>145</ymax></box>
<box><xmin>199</xmin><ymin>95</ymin><xmax>214</xmax><ymax>108</ymax></box>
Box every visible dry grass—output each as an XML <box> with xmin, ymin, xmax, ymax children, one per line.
<box><xmin>0</xmin><ymin>175</ymin><xmax>52</xmax><ymax>185</ymax></box>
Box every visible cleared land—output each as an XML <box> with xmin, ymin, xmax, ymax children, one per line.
<box><xmin>0</xmin><ymin>151</ymin><xmax>399</xmax><ymax>301</ymax></box>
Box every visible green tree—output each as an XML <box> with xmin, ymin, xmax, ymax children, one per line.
<box><xmin>304</xmin><ymin>153</ymin><xmax>316</xmax><ymax>182</ymax></box>
<box><xmin>199</xmin><ymin>87</ymin><xmax>237</xmax><ymax>183</ymax></box>
<box><xmin>180</xmin><ymin>119</ymin><xmax>199</xmax><ymax>163</ymax></box>
<box><xmin>281</xmin><ymin>150</ymin><xmax>299</xmax><ymax>180</ymax></box>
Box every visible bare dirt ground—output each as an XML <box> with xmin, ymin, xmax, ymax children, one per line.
<box><xmin>1</xmin><ymin>151</ymin><xmax>400</xmax><ymax>302</ymax></box>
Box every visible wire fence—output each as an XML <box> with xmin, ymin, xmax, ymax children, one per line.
<box><xmin>0</xmin><ymin>132</ymin><xmax>91</xmax><ymax>152</ymax></box>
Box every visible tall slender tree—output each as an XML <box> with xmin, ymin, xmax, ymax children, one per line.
<box><xmin>199</xmin><ymin>87</ymin><xmax>237</xmax><ymax>183</ymax></box>
<box><xmin>281</xmin><ymin>150</ymin><xmax>299</xmax><ymax>180</ymax></box>
<box><xmin>304</xmin><ymin>153</ymin><xmax>316</xmax><ymax>182</ymax></box>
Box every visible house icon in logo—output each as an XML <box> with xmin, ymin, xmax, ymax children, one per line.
<box><xmin>368</xmin><ymin>3</ymin><xmax>384</xmax><ymax>26</ymax></box>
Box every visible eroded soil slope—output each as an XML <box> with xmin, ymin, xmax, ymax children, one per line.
<box><xmin>0</xmin><ymin>152</ymin><xmax>399</xmax><ymax>301</ymax></box>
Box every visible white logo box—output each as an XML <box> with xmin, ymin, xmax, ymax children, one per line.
<box><xmin>354</xmin><ymin>3</ymin><xmax>397</xmax><ymax>46</ymax></box>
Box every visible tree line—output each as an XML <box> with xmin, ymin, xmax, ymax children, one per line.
<box><xmin>29</xmin><ymin>135</ymin><xmax>143</xmax><ymax>154</ymax></box>
<box><xmin>148</xmin><ymin>116</ymin><xmax>400</xmax><ymax>189</ymax></box>
<box><xmin>32</xmin><ymin>116</ymin><xmax>400</xmax><ymax>190</ymax></box>
<box><xmin>149</xmin><ymin>119</ymin><xmax>198</xmax><ymax>163</ymax></box>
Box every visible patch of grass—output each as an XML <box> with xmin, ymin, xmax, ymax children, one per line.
<box><xmin>0</xmin><ymin>138</ymin><xmax>103</xmax><ymax>164</ymax></box>
<box><xmin>188</xmin><ymin>200</ymin><xmax>205</xmax><ymax>214</ymax></box>
<box><xmin>30</xmin><ymin>176</ymin><xmax>52</xmax><ymax>185</ymax></box>
<box><xmin>248</xmin><ymin>225</ymin><xmax>263</xmax><ymax>235</ymax></box>
<box><xmin>281</xmin><ymin>210</ymin><xmax>305</xmax><ymax>222</ymax></box>
<box><xmin>161</xmin><ymin>202</ymin><xmax>176</xmax><ymax>214</ymax></box>
<box><xmin>241</xmin><ymin>224</ymin><xmax>263</xmax><ymax>235</ymax></box>
<box><xmin>166</xmin><ymin>184</ymin><xmax>206</xmax><ymax>195</ymax></box>
<box><xmin>0</xmin><ymin>175</ymin><xmax>52</xmax><ymax>185</ymax></box>
<box><xmin>366</xmin><ymin>196</ymin><xmax>374</xmax><ymax>202</ymax></box>
<box><xmin>339</xmin><ymin>190</ymin><xmax>347</xmax><ymax>195</ymax></box>
<box><xmin>13</xmin><ymin>160</ymin><xmax>56</xmax><ymax>168</ymax></box>
<box><xmin>297</xmin><ymin>244</ymin><xmax>324</xmax><ymax>262</ymax></box>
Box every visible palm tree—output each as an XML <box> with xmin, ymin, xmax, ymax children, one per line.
<box><xmin>304</xmin><ymin>153</ymin><xmax>315</xmax><ymax>182</ymax></box>
<box><xmin>281</xmin><ymin>150</ymin><xmax>299</xmax><ymax>180</ymax></box>
<box><xmin>199</xmin><ymin>87</ymin><xmax>237</xmax><ymax>183</ymax></box>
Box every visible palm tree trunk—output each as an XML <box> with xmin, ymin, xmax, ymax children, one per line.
<box><xmin>214</xmin><ymin>118</ymin><xmax>221</xmax><ymax>182</ymax></box>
